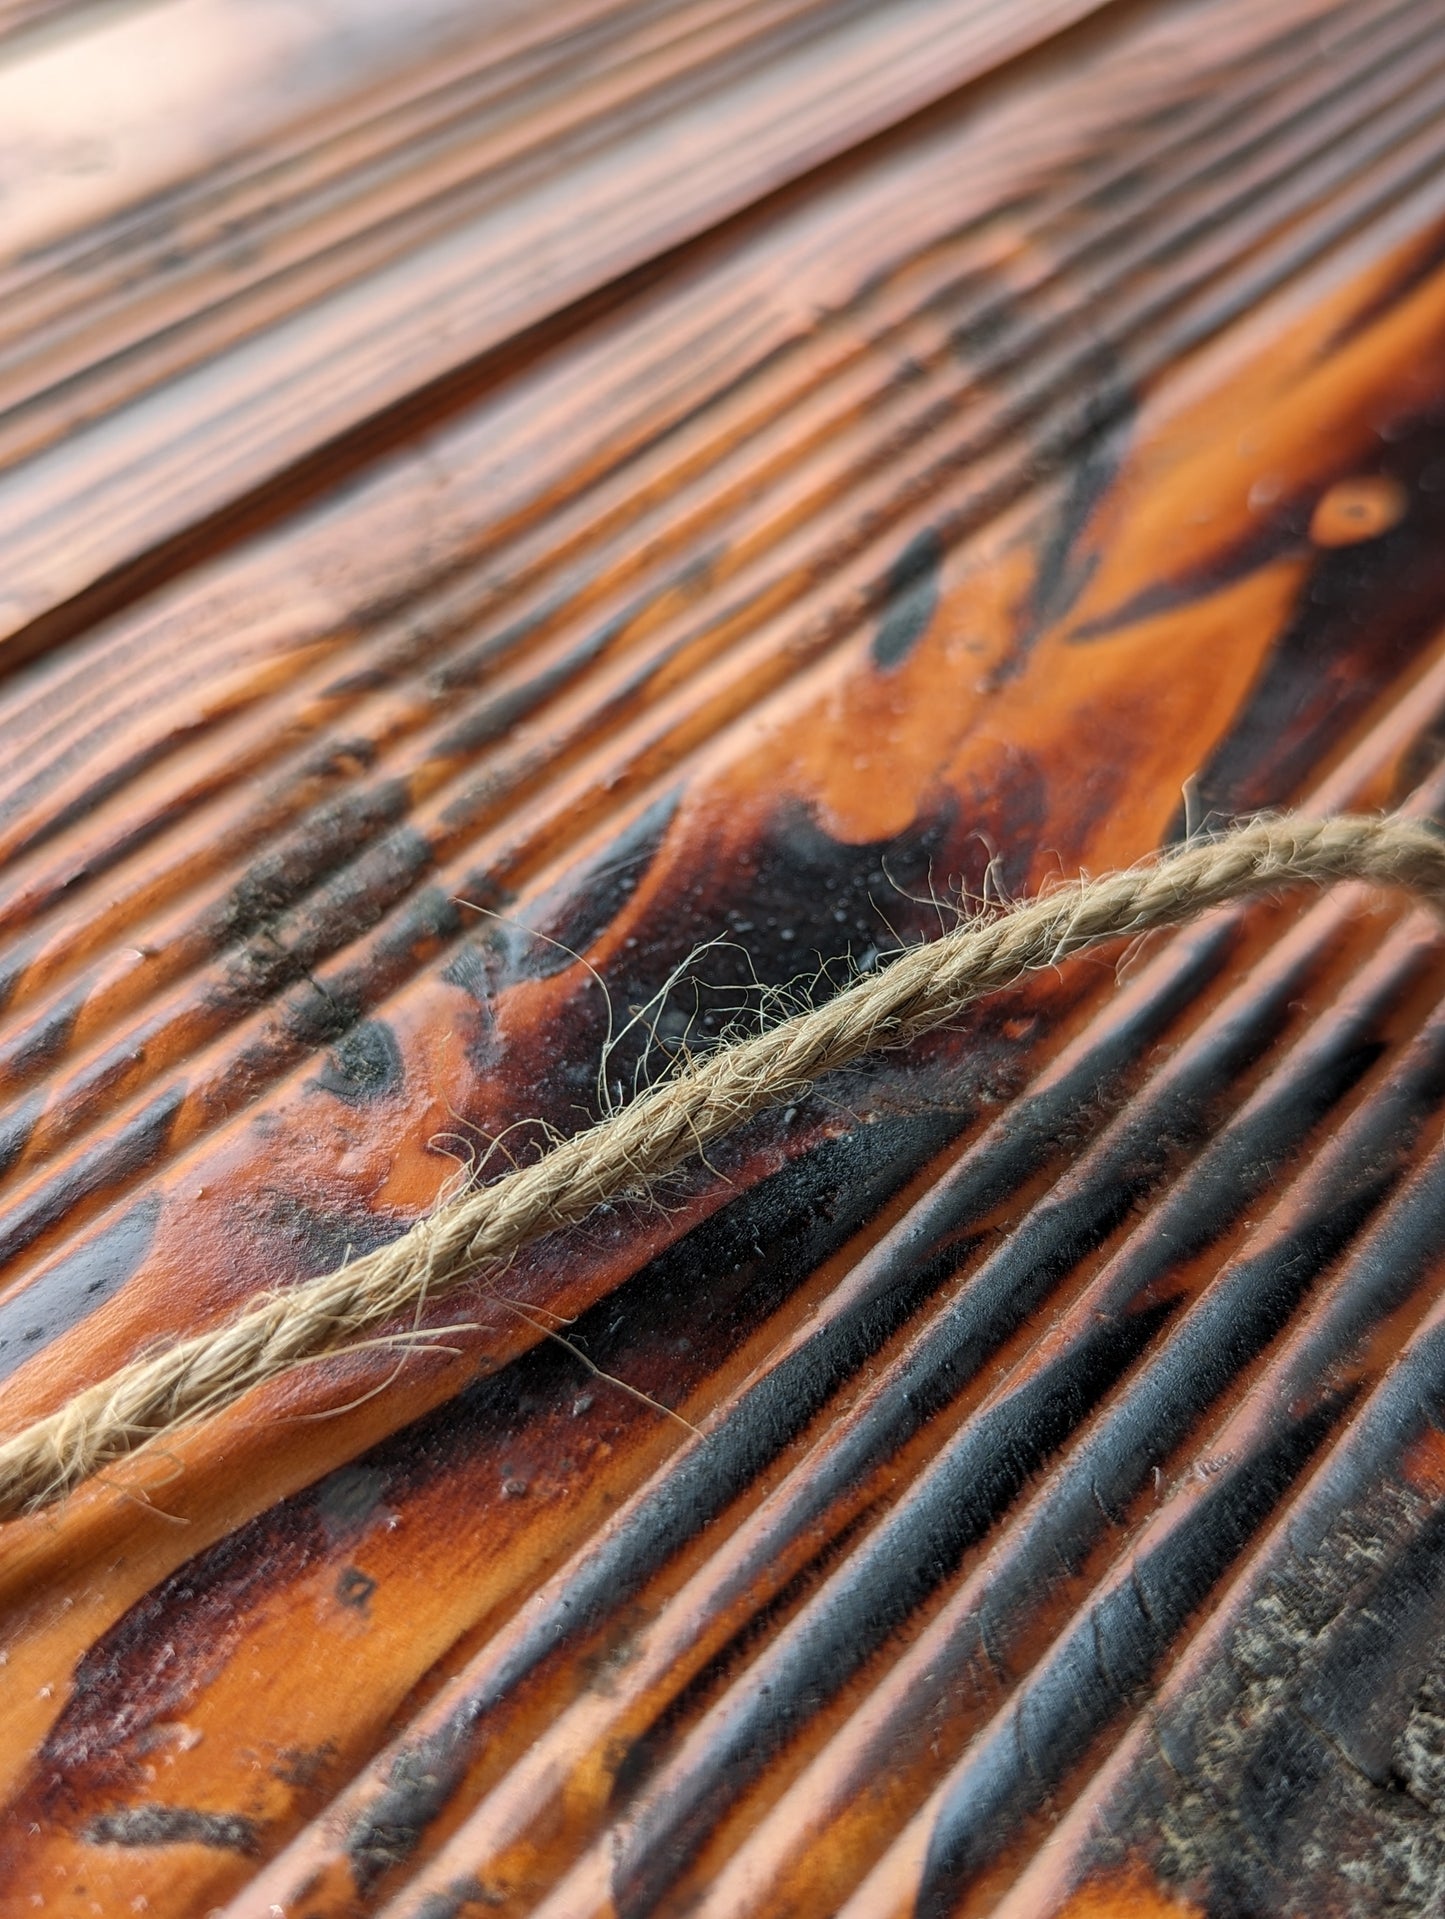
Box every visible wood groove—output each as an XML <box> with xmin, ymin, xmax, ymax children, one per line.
<box><xmin>0</xmin><ymin>6</ymin><xmax>1434</xmax><ymax>1248</ymax></box>
<box><xmin>0</xmin><ymin>0</ymin><xmax>1114</xmax><ymax>648</ymax></box>
<box><xmin>209</xmin><ymin>691</ymin><xmax>1445</xmax><ymax>1918</ymax></box>
<box><xmin>3</xmin><ymin>6</ymin><xmax>1445</xmax><ymax>1913</ymax></box>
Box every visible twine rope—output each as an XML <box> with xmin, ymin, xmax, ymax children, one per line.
<box><xmin>2</xmin><ymin>811</ymin><xmax>1443</xmax><ymax>1523</ymax></box>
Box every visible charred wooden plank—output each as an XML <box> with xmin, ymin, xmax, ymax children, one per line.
<box><xmin>2</xmin><ymin>2</ymin><xmax>1445</xmax><ymax>1914</ymax></box>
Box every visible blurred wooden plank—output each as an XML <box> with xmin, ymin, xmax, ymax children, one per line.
<box><xmin>0</xmin><ymin>0</ymin><xmax>511</xmax><ymax>259</ymax></box>
<box><xmin>0</xmin><ymin>0</ymin><xmax>88</xmax><ymax>43</ymax></box>
<box><xmin>0</xmin><ymin>0</ymin><xmax>1109</xmax><ymax>659</ymax></box>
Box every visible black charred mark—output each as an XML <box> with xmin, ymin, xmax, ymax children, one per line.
<box><xmin>1137</xmin><ymin>1187</ymin><xmax>1392</xmax><ymax>1454</ymax></box>
<box><xmin>441</xmin><ymin>873</ymin><xmax>511</xmax><ymax>1008</ymax></box>
<box><xmin>0</xmin><ymin>1088</ymin><xmax>181</xmax><ymax>1272</ymax></box>
<box><xmin>949</xmin><ymin>283</ymin><xmax>1018</xmax><ymax>364</ymax></box>
<box><xmin>1012</xmin><ymin>351</ymin><xmax>1136</xmax><ymax>661</ymax></box>
<box><xmin>85</xmin><ymin>1805</ymin><xmax>258</xmax><ymax>1854</ymax></box>
<box><xmin>216</xmin><ymin>780</ymin><xmax>411</xmax><ymax>947</ymax></box>
<box><xmin>217</xmin><ymin>817</ymin><xmax>431</xmax><ymax>1021</ymax></box>
<box><xmin>0</xmin><ymin>1090</ymin><xmax>40</xmax><ymax>1181</ymax></box>
<box><xmin>194</xmin><ymin>1035</ymin><xmax>308</xmax><ymax>1134</ymax></box>
<box><xmin>270</xmin><ymin>1742</ymin><xmax>338</xmax><ymax>1791</ymax></box>
<box><xmin>44</xmin><ymin>1527</ymin><xmax>319</xmax><ymax>1790</ymax></box>
<box><xmin>32</xmin><ymin>1471</ymin><xmax>385</xmax><ymax>1834</ymax></box>
<box><xmin>357</xmin><ymin>883</ymin><xmax>466</xmax><ymax>988</ymax></box>
<box><xmin>607</xmin><ymin>1508</ymin><xmax>874</xmax><ymax>1814</ymax></box>
<box><xmin>219</xmin><ymin>933</ymin><xmax>312</xmax><ymax>1008</ymax></box>
<box><xmin>0</xmin><ymin>929</ymin><xmax>44</xmax><ymax>1019</ymax></box>
<box><xmin>310</xmin><ymin>1018</ymin><xmax>404</xmax><ymax>1105</ymax></box>
<box><xmin>576</xmin><ymin>790</ymin><xmax>987</xmax><ymax>1119</ymax></box>
<box><xmin>282</xmin><ymin>975</ymin><xmax>364</xmax><ymax>1048</ymax></box>
<box><xmin>399</xmin><ymin>884</ymin><xmax>465</xmax><ymax>950</ymax></box>
<box><xmin>823</xmin><ymin>970</ymin><xmax>1301</xmax><ymax>1474</ymax></box>
<box><xmin>430</xmin><ymin>606</ymin><xmax>551</xmax><ymax>696</ymax></box>
<box><xmin>409</xmin><ymin>1877</ymin><xmax>507</xmax><ymax>1919</ymax></box>
<box><xmin>611</xmin><ymin>1306</ymin><xmax>1174</xmax><ymax>1919</ymax></box>
<box><xmin>872</xmin><ymin>528</ymin><xmax>942</xmax><ymax>669</ymax></box>
<box><xmin>321</xmin><ymin>666</ymin><xmax>390</xmax><ymax>697</ymax></box>
<box><xmin>337</xmin><ymin>1566</ymin><xmax>377</xmax><ymax>1613</ymax></box>
<box><xmin>735</xmin><ymin>793</ymin><xmax>963</xmax><ymax>966</ymax></box>
<box><xmin>431</xmin><ymin>558</ymin><xmax>714</xmax><ymax>705</ymax></box>
<box><xmin>279</xmin><ymin>825</ymin><xmax>435</xmax><ymax>973</ymax></box>
<box><xmin>484</xmin><ymin>791</ymin><xmax>679</xmax><ymax>987</ymax></box>
<box><xmin>427</xmin><ymin>675</ymin><xmax>552</xmax><ymax>763</ymax></box>
<box><xmin>0</xmin><ymin>1193</ymin><xmax>161</xmax><ymax>1380</ymax></box>
<box><xmin>1390</xmin><ymin>699</ymin><xmax>1445</xmax><ymax>810</ymax></box>
<box><xmin>912</xmin><ymin>1402</ymin><xmax>1344</xmax><ymax>1918</ymax></box>
<box><xmin>347</xmin><ymin>1727</ymin><xmax>476</xmax><ymax>1893</ymax></box>
<box><xmin>228</xmin><ymin>892</ymin><xmax>458</xmax><ymax>1107</ymax></box>
<box><xmin>251</xmin><ymin>1187</ymin><xmax>410</xmax><ymax>1283</ymax></box>
<box><xmin>1166</xmin><ymin>402</ymin><xmax>1445</xmax><ymax>833</ymax></box>
<box><xmin>430</xmin><ymin>618</ymin><xmax>620</xmax><ymax>762</ymax></box>
<box><xmin>1295</xmin><ymin>1500</ymin><xmax>1445</xmax><ymax>1790</ymax></box>
<box><xmin>459</xmin><ymin>769</ymin><xmax>1046</xmax><ymax>1147</ymax></box>
<box><xmin>3</xmin><ymin>990</ymin><xmax>83</xmax><ymax>1085</ymax></box>
<box><xmin>943</xmin><ymin>1035</ymin><xmax>1402</xmax><ymax>1643</ymax></box>
<box><xmin>341</xmin><ymin>1109</ymin><xmax>964</xmax><ymax>1887</ymax></box>
<box><xmin>1068</xmin><ymin>505</ymin><xmax>1300</xmax><ymax>644</ymax></box>
<box><xmin>442</xmin><ymin>938</ymin><xmax>500</xmax><ymax>1010</ymax></box>
<box><xmin>451</xmin><ymin>788</ymin><xmax>985</xmax><ymax>1131</ymax></box>
<box><xmin>1096</xmin><ymin>1331</ymin><xmax>1445</xmax><ymax>1916</ymax></box>
<box><xmin>1087</xmin><ymin>983</ymin><xmax>1445</xmax><ymax>1496</ymax></box>
<box><xmin>1023</xmin><ymin>439</ymin><xmax>1108</xmax><ymax>632</ymax></box>
<box><xmin>322</xmin><ymin>735</ymin><xmax>378</xmax><ymax>775</ymax></box>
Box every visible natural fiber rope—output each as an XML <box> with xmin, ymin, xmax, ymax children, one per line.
<box><xmin>2</xmin><ymin>811</ymin><xmax>1443</xmax><ymax>1523</ymax></box>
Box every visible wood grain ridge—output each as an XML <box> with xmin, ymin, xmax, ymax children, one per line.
<box><xmin>224</xmin><ymin>708</ymin><xmax>1445</xmax><ymax>1919</ymax></box>
<box><xmin>1</xmin><ymin>2</ymin><xmax>1445</xmax><ymax>1915</ymax></box>
<box><xmin>0</xmin><ymin>0</ymin><xmax>1110</xmax><ymax>658</ymax></box>
<box><xmin>0</xmin><ymin>0</ymin><xmax>1434</xmax><ymax>1297</ymax></box>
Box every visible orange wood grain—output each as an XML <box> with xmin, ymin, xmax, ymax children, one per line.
<box><xmin>2</xmin><ymin>2</ymin><xmax>1445</xmax><ymax>1915</ymax></box>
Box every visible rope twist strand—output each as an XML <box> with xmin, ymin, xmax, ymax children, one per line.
<box><xmin>3</xmin><ymin>811</ymin><xmax>1442</xmax><ymax>1522</ymax></box>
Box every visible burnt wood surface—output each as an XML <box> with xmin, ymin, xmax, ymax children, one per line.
<box><xmin>3</xmin><ymin>1</ymin><xmax>1445</xmax><ymax>1914</ymax></box>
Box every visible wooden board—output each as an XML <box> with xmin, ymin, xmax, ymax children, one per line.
<box><xmin>2</xmin><ymin>1</ymin><xmax>1445</xmax><ymax>1913</ymax></box>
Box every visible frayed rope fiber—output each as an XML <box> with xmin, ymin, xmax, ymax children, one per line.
<box><xmin>3</xmin><ymin>811</ymin><xmax>1445</xmax><ymax>1523</ymax></box>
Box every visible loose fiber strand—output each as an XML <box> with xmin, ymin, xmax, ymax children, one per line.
<box><xmin>1</xmin><ymin>812</ymin><xmax>1442</xmax><ymax>1522</ymax></box>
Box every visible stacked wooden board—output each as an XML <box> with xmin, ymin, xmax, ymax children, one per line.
<box><xmin>2</xmin><ymin>0</ymin><xmax>1445</xmax><ymax>1913</ymax></box>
